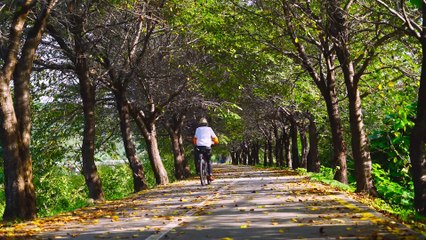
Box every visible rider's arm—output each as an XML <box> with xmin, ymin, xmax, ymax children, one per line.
<box><xmin>211</xmin><ymin>128</ymin><xmax>219</xmax><ymax>145</ymax></box>
<box><xmin>212</xmin><ymin>136</ymin><xmax>219</xmax><ymax>145</ymax></box>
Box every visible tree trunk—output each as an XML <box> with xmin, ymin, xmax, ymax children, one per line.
<box><xmin>267</xmin><ymin>139</ymin><xmax>274</xmax><ymax>166</ymax></box>
<box><xmin>274</xmin><ymin>127</ymin><xmax>281</xmax><ymax>167</ymax></box>
<box><xmin>263</xmin><ymin>142</ymin><xmax>268</xmax><ymax>167</ymax></box>
<box><xmin>274</xmin><ymin>127</ymin><xmax>285</xmax><ymax>167</ymax></box>
<box><xmin>251</xmin><ymin>142</ymin><xmax>260</xmax><ymax>165</ymax></box>
<box><xmin>168</xmin><ymin>127</ymin><xmax>189</xmax><ymax>180</ymax></box>
<box><xmin>322</xmin><ymin>87</ymin><xmax>348</xmax><ymax>183</ymax></box>
<box><xmin>327</xmin><ymin>0</ymin><xmax>376</xmax><ymax>195</ymax></box>
<box><xmin>72</xmin><ymin>12</ymin><xmax>104</xmax><ymax>200</ymax></box>
<box><xmin>167</xmin><ymin>114</ymin><xmax>189</xmax><ymax>180</ymax></box>
<box><xmin>2</xmin><ymin>1</ymin><xmax>57</xmax><ymax>221</ymax></box>
<box><xmin>0</xmin><ymin>83</ymin><xmax>32</xmax><ymax>221</ymax></box>
<box><xmin>76</xmin><ymin>49</ymin><xmax>104</xmax><ymax>200</ymax></box>
<box><xmin>231</xmin><ymin>149</ymin><xmax>238</xmax><ymax>165</ymax></box>
<box><xmin>347</xmin><ymin>85</ymin><xmax>376</xmax><ymax>195</ymax></box>
<box><xmin>300</xmin><ymin>129</ymin><xmax>308</xmax><ymax>169</ymax></box>
<box><xmin>114</xmin><ymin>91</ymin><xmax>148</xmax><ymax>192</ymax></box>
<box><xmin>144</xmin><ymin>123</ymin><xmax>169</xmax><ymax>185</ymax></box>
<box><xmin>290</xmin><ymin>118</ymin><xmax>299</xmax><ymax>169</ymax></box>
<box><xmin>409</xmin><ymin>5</ymin><xmax>426</xmax><ymax>214</ymax></box>
<box><xmin>281</xmin><ymin>0</ymin><xmax>347</xmax><ymax>182</ymax></box>
<box><xmin>244</xmin><ymin>142</ymin><xmax>250</xmax><ymax>165</ymax></box>
<box><xmin>283</xmin><ymin>127</ymin><xmax>292</xmax><ymax>168</ymax></box>
<box><xmin>278</xmin><ymin>134</ymin><xmax>285</xmax><ymax>167</ymax></box>
<box><xmin>127</xmin><ymin>102</ymin><xmax>169</xmax><ymax>185</ymax></box>
<box><xmin>307</xmin><ymin>113</ymin><xmax>320</xmax><ymax>173</ymax></box>
<box><xmin>246</xmin><ymin>142</ymin><xmax>254</xmax><ymax>165</ymax></box>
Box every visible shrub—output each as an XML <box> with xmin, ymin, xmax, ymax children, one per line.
<box><xmin>371</xmin><ymin>163</ymin><xmax>414</xmax><ymax>209</ymax></box>
<box><xmin>98</xmin><ymin>164</ymin><xmax>133</xmax><ymax>200</ymax></box>
<box><xmin>34</xmin><ymin>167</ymin><xmax>87</xmax><ymax>217</ymax></box>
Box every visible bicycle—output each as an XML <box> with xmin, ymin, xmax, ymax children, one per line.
<box><xmin>197</xmin><ymin>148</ymin><xmax>211</xmax><ymax>186</ymax></box>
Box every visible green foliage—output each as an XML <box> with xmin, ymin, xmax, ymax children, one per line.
<box><xmin>161</xmin><ymin>153</ymin><xmax>177</xmax><ymax>184</ymax></box>
<box><xmin>371</xmin><ymin>163</ymin><xmax>414</xmax><ymax>209</ymax></box>
<box><xmin>369</xmin><ymin>103</ymin><xmax>416</xmax><ymax>188</ymax></box>
<box><xmin>310</xmin><ymin>167</ymin><xmax>356</xmax><ymax>192</ymax></box>
<box><xmin>409</xmin><ymin>0</ymin><xmax>422</xmax><ymax>9</ymax></box>
<box><xmin>34</xmin><ymin>167</ymin><xmax>87</xmax><ymax>217</ymax></box>
<box><xmin>0</xmin><ymin>164</ymin><xmax>138</xmax><ymax>218</ymax></box>
<box><xmin>295</xmin><ymin>168</ymin><xmax>308</xmax><ymax>175</ymax></box>
<box><xmin>98</xmin><ymin>164</ymin><xmax>133</xmax><ymax>200</ymax></box>
<box><xmin>0</xmin><ymin>185</ymin><xmax>4</xmax><ymax>217</ymax></box>
<box><xmin>308</xmin><ymin>165</ymin><xmax>417</xmax><ymax>223</ymax></box>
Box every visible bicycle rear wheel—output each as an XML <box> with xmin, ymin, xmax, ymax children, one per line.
<box><xmin>199</xmin><ymin>158</ymin><xmax>208</xmax><ymax>186</ymax></box>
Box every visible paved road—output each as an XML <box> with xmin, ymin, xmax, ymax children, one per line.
<box><xmin>28</xmin><ymin>165</ymin><xmax>424</xmax><ymax>240</ymax></box>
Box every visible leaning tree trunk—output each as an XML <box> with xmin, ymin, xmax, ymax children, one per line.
<box><xmin>2</xmin><ymin>0</ymin><xmax>57</xmax><ymax>221</ymax></box>
<box><xmin>127</xmin><ymin>102</ymin><xmax>169</xmax><ymax>185</ymax></box>
<box><xmin>114</xmin><ymin>91</ymin><xmax>148</xmax><ymax>192</ymax></box>
<box><xmin>409</xmin><ymin>7</ymin><xmax>426</xmax><ymax>214</ymax></box>
<box><xmin>72</xmin><ymin>12</ymin><xmax>104</xmax><ymax>200</ymax></box>
<box><xmin>144</xmin><ymin>123</ymin><xmax>169</xmax><ymax>185</ymax></box>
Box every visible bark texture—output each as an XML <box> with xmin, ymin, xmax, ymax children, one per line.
<box><xmin>70</xmin><ymin>4</ymin><xmax>104</xmax><ymax>200</ymax></box>
<box><xmin>115</xmin><ymin>90</ymin><xmax>148</xmax><ymax>192</ymax></box>
<box><xmin>409</xmin><ymin>3</ymin><xmax>426</xmax><ymax>215</ymax></box>
<box><xmin>1</xmin><ymin>1</ymin><xmax>57</xmax><ymax>221</ymax></box>
<box><xmin>327</xmin><ymin>0</ymin><xmax>376</xmax><ymax>195</ymax></box>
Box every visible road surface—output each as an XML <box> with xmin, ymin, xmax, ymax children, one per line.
<box><xmin>6</xmin><ymin>165</ymin><xmax>425</xmax><ymax>239</ymax></box>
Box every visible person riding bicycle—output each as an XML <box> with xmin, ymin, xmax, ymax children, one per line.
<box><xmin>193</xmin><ymin>117</ymin><xmax>219</xmax><ymax>181</ymax></box>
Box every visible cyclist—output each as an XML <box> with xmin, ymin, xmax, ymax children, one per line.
<box><xmin>193</xmin><ymin>117</ymin><xmax>219</xmax><ymax>181</ymax></box>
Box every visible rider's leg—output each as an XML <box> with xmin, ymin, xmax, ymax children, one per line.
<box><xmin>205</xmin><ymin>149</ymin><xmax>213</xmax><ymax>176</ymax></box>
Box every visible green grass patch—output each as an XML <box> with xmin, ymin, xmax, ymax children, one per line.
<box><xmin>307</xmin><ymin>166</ymin><xmax>356</xmax><ymax>192</ymax></box>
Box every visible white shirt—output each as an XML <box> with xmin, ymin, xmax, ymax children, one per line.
<box><xmin>194</xmin><ymin>126</ymin><xmax>217</xmax><ymax>147</ymax></box>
